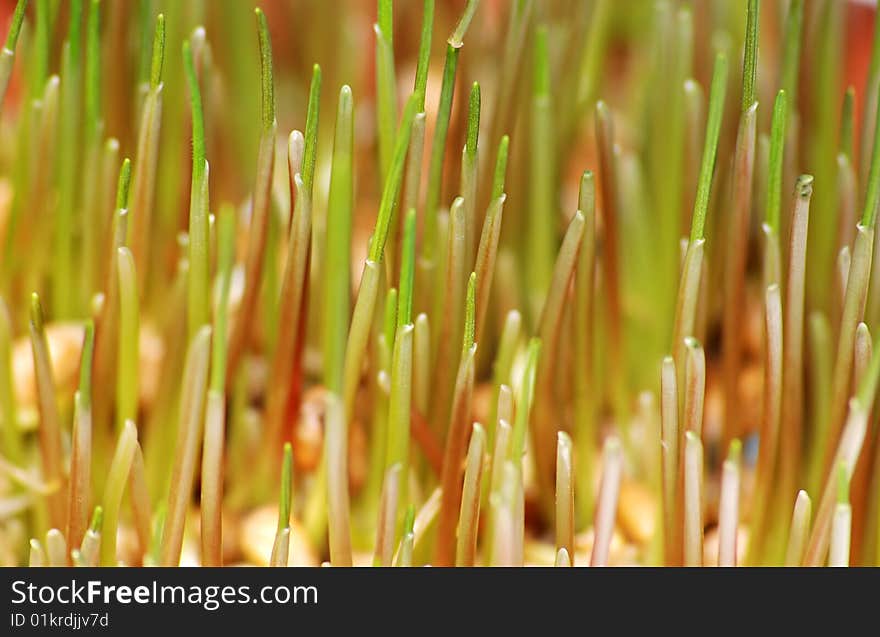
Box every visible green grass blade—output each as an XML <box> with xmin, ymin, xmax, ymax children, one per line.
<box><xmin>414</xmin><ymin>0</ymin><xmax>434</xmax><ymax>111</ymax></box>
<box><xmin>84</xmin><ymin>0</ymin><xmax>100</xmax><ymax>143</ymax></box>
<box><xmin>461</xmin><ymin>81</ymin><xmax>480</xmax><ymax>270</ymax></box>
<box><xmin>741</xmin><ymin>0</ymin><xmax>759</xmax><ymax>112</ymax></box>
<box><xmin>0</xmin><ymin>298</ymin><xmax>21</xmax><ymax>464</ymax></box>
<box><xmin>448</xmin><ymin>0</ymin><xmax>479</xmax><ymax>48</ymax></box>
<box><xmin>840</xmin><ymin>86</ymin><xmax>854</xmax><ymax>160</ymax></box>
<box><xmin>510</xmin><ymin>338</ymin><xmax>541</xmax><ymax>461</ymax></box>
<box><xmin>183</xmin><ymin>39</ymin><xmax>210</xmax><ymax>339</ymax></box>
<box><xmin>29</xmin><ymin>0</ymin><xmax>49</xmax><ymax>99</ymax></box>
<box><xmin>765</xmin><ymin>90</ymin><xmax>787</xmax><ymax>233</ymax></box>
<box><xmin>116</xmin><ymin>247</ymin><xmax>139</xmax><ymax>429</ymax></box>
<box><xmin>423</xmin><ymin>45</ymin><xmax>460</xmax><ymax>261</ymax></box>
<box><xmin>277</xmin><ymin>442</ymin><xmax>293</xmax><ymax>533</ymax></box>
<box><xmin>323</xmin><ymin>85</ymin><xmax>355</xmax><ymax>393</ymax></box>
<box><xmin>527</xmin><ymin>25</ymin><xmax>554</xmax><ymax>320</ymax></box>
<box><xmin>210</xmin><ymin>205</ymin><xmax>235</xmax><ymax>393</ymax></box>
<box><xmin>369</xmin><ymin>94</ymin><xmax>418</xmax><ymax>263</ymax></box>
<box><xmin>4</xmin><ymin>0</ymin><xmax>27</xmax><ymax>52</ymax></box>
<box><xmin>302</xmin><ymin>64</ymin><xmax>321</xmax><ymax>195</ymax></box>
<box><xmin>375</xmin><ymin>6</ymin><xmax>398</xmax><ymax>183</ymax></box>
<box><xmin>255</xmin><ymin>8</ymin><xmax>274</xmax><ymax>130</ymax></box>
<box><xmin>101</xmin><ymin>420</ymin><xmax>138</xmax><ymax>565</ymax></box>
<box><xmin>779</xmin><ymin>0</ymin><xmax>803</xmax><ymax>115</ymax></box>
<box><xmin>491</xmin><ymin>134</ymin><xmax>509</xmax><ymax>201</ymax></box>
<box><xmin>160</xmin><ymin>326</ymin><xmax>211</xmax><ymax>566</ymax></box>
<box><xmin>861</xmin><ymin>74</ymin><xmax>880</xmax><ymax>228</ymax></box>
<box><xmin>398</xmin><ymin>209</ymin><xmax>416</xmax><ymax>328</ymax></box>
<box><xmin>149</xmin><ymin>12</ymin><xmax>164</xmax><ymax>91</ymax></box>
<box><xmin>30</xmin><ymin>293</ymin><xmax>65</xmax><ymax>529</ymax></box>
<box><xmin>689</xmin><ymin>52</ymin><xmax>728</xmax><ymax>243</ymax></box>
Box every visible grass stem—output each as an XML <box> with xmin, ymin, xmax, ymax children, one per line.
<box><xmin>778</xmin><ymin>176</ymin><xmax>812</xmax><ymax>509</ymax></box>
<box><xmin>100</xmin><ymin>420</ymin><xmax>138</xmax><ymax>565</ymax></box>
<box><xmin>555</xmin><ymin>431</ymin><xmax>574</xmax><ymax>564</ymax></box>
<box><xmin>67</xmin><ymin>323</ymin><xmax>94</xmax><ymax>549</ymax></box>
<box><xmin>682</xmin><ymin>431</ymin><xmax>703</xmax><ymax>567</ymax></box>
<box><xmin>591</xmin><ymin>436</ymin><xmax>622</xmax><ymax>567</ymax></box>
<box><xmin>784</xmin><ymin>490</ymin><xmax>811</xmax><ymax>566</ymax></box>
<box><xmin>183</xmin><ymin>38</ymin><xmax>210</xmax><ymax>340</ymax></box>
<box><xmin>225</xmin><ymin>10</ymin><xmax>277</xmax><ymax>381</ymax></box>
<box><xmin>160</xmin><ymin>326</ymin><xmax>211</xmax><ymax>566</ymax></box>
<box><xmin>323</xmin><ymin>85</ymin><xmax>355</xmax><ymax>393</ymax></box>
<box><xmin>455</xmin><ymin>423</ymin><xmax>486</xmax><ymax>566</ymax></box>
<box><xmin>29</xmin><ymin>293</ymin><xmax>64</xmax><ymax>529</ymax></box>
<box><xmin>660</xmin><ymin>356</ymin><xmax>680</xmax><ymax>565</ymax></box>
<box><xmin>718</xmin><ymin>440</ymin><xmax>742</xmax><ymax>566</ymax></box>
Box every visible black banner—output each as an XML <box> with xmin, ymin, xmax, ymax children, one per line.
<box><xmin>1</xmin><ymin>567</ymin><xmax>876</xmax><ymax>634</ymax></box>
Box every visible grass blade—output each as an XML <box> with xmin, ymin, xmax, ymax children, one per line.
<box><xmin>183</xmin><ymin>38</ymin><xmax>210</xmax><ymax>340</ymax></box>
<box><xmin>384</xmin><ymin>212</ymin><xmax>418</xmax><ymax>530</ymax></box>
<box><xmin>591</xmin><ymin>435</ymin><xmax>622</xmax><ymax>567</ymax></box>
<box><xmin>687</xmin><ymin>52</ymin><xmax>727</xmax><ymax>244</ymax></box>
<box><xmin>804</xmin><ymin>340</ymin><xmax>880</xmax><ymax>565</ymax></box>
<box><xmin>129</xmin><ymin>442</ymin><xmax>152</xmax><ymax>562</ymax></box>
<box><xmin>718</xmin><ymin>440</ymin><xmax>742</xmax><ymax>566</ymax></box>
<box><xmin>374</xmin><ymin>463</ymin><xmax>402</xmax><ymax>566</ymax></box>
<box><xmin>527</xmin><ymin>27</ymin><xmax>555</xmax><ymax>321</ymax></box>
<box><xmin>323</xmin><ymin>85</ymin><xmax>355</xmax><ymax>393</ymax></box>
<box><xmin>510</xmin><ymin>338</ymin><xmax>540</xmax><ymax>463</ymax></box>
<box><xmin>461</xmin><ymin>81</ymin><xmax>480</xmax><ymax>270</ymax></box>
<box><xmin>413</xmin><ymin>313</ymin><xmax>430</xmax><ymax>417</ymax></box>
<box><xmin>201</xmin><ymin>204</ymin><xmax>231</xmax><ymax>566</ymax></box>
<box><xmin>29</xmin><ymin>293</ymin><xmax>65</xmax><ymax>529</ymax></box>
<box><xmin>779</xmin><ymin>0</ymin><xmax>803</xmax><ymax>117</ymax></box>
<box><xmin>269</xmin><ymin>443</ymin><xmax>293</xmax><ymax>566</ymax></box>
<box><xmin>129</xmin><ymin>14</ymin><xmax>164</xmax><ymax>296</ymax></box>
<box><xmin>682</xmin><ymin>431</ymin><xmax>703</xmax><ymax>567</ymax></box>
<box><xmin>430</xmin><ymin>197</ymin><xmax>467</xmax><ymax>433</ymax></box>
<box><xmin>52</xmin><ymin>0</ymin><xmax>83</xmax><ymax>317</ymax></box>
<box><xmin>533</xmin><ymin>210</ymin><xmax>585</xmax><ymax>497</ymax></box>
<box><xmin>0</xmin><ymin>298</ymin><xmax>21</xmax><ymax>465</ymax></box>
<box><xmin>555</xmin><ymin>431</ymin><xmax>574</xmax><ymax>564</ymax></box>
<box><xmin>661</xmin><ymin>356</ymin><xmax>680</xmax><ymax>565</ymax></box>
<box><xmin>777</xmin><ymin>175</ymin><xmax>813</xmax><ymax>524</ymax></box>
<box><xmin>594</xmin><ymin>99</ymin><xmax>623</xmax><ymax>376</ymax></box>
<box><xmin>116</xmin><ymin>247</ymin><xmax>138</xmax><ymax>429</ymax></box>
<box><xmin>489</xmin><ymin>461</ymin><xmax>521</xmax><ymax>566</ymax></box>
<box><xmin>0</xmin><ymin>0</ymin><xmax>28</xmax><ymax>107</ymax></box>
<box><xmin>79</xmin><ymin>506</ymin><xmax>102</xmax><ymax>566</ymax></box>
<box><xmin>682</xmin><ymin>337</ymin><xmax>705</xmax><ymax>437</ymax></box>
<box><xmin>785</xmin><ymin>490</ymin><xmax>812</xmax><ymax>566</ymax></box>
<box><xmin>264</xmin><ymin>131</ymin><xmax>311</xmax><ymax>450</ymax></box>
<box><xmin>67</xmin><ymin>323</ymin><xmax>94</xmax><ymax>549</ymax></box>
<box><xmin>45</xmin><ymin>528</ymin><xmax>67</xmax><ymax>566</ymax></box>
<box><xmin>824</xmin><ymin>224</ymin><xmax>874</xmax><ymax>481</ymax></box>
<box><xmin>455</xmin><ymin>423</ymin><xmax>486</xmax><ymax>566</ymax></box>
<box><xmin>28</xmin><ymin>539</ymin><xmax>46</xmax><ymax>567</ymax></box>
<box><xmin>573</xmin><ymin>172</ymin><xmax>597</xmax><ymax>526</ymax></box>
<box><xmin>395</xmin><ymin>506</ymin><xmax>415</xmax><ymax>567</ymax></box>
<box><xmin>740</xmin><ymin>0</ymin><xmax>759</xmax><ymax>112</ymax></box>
<box><xmin>160</xmin><ymin>326</ymin><xmax>211</xmax><ymax>566</ymax></box>
<box><xmin>436</xmin><ymin>341</ymin><xmax>476</xmax><ymax>566</ymax></box>
<box><xmin>325</xmin><ymin>392</ymin><xmax>352</xmax><ymax>565</ymax></box>
<box><xmin>747</xmin><ymin>284</ymin><xmax>783</xmax><ymax>564</ymax></box>
<box><xmin>721</xmin><ymin>96</ymin><xmax>757</xmax><ymax>448</ymax></box>
<box><xmin>423</xmin><ymin>44</ymin><xmax>460</xmax><ymax>262</ymax></box>
<box><xmin>225</xmin><ymin>10</ymin><xmax>277</xmax><ymax>378</ymax></box>
<box><xmin>829</xmin><ymin>463</ymin><xmax>852</xmax><ymax>566</ymax></box>
<box><xmin>100</xmin><ymin>419</ymin><xmax>138</xmax><ymax>566</ymax></box>
<box><xmin>375</xmin><ymin>0</ymin><xmax>397</xmax><ymax>182</ymax></box>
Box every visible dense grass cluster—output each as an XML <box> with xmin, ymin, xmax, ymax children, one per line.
<box><xmin>1</xmin><ymin>0</ymin><xmax>880</xmax><ymax>566</ymax></box>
